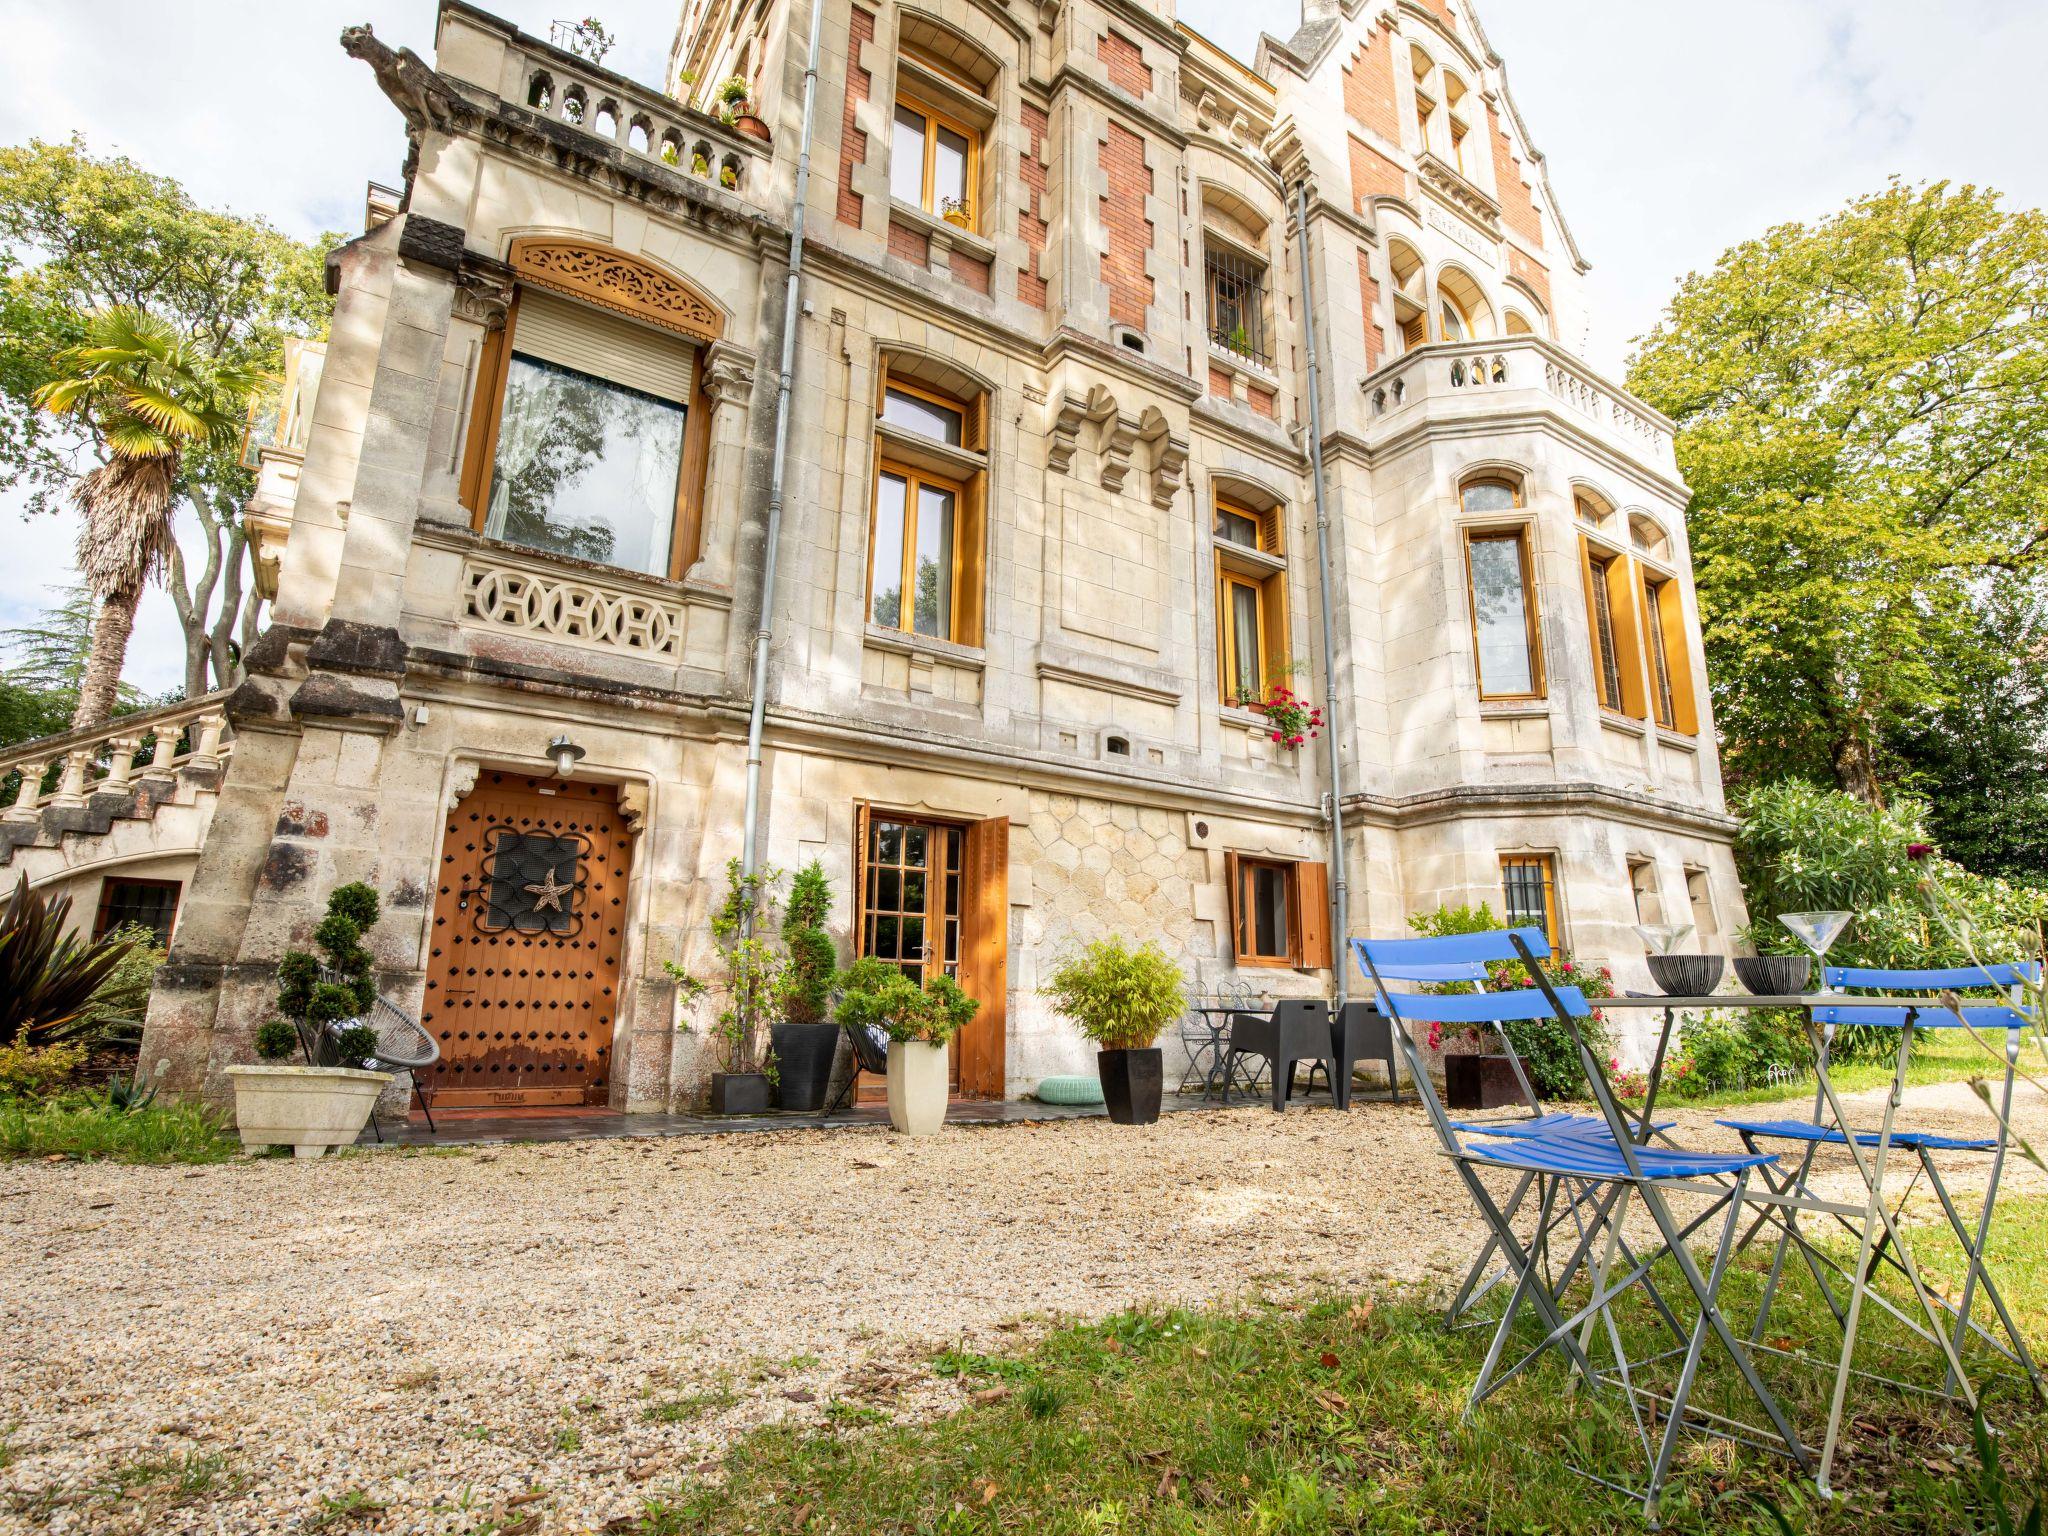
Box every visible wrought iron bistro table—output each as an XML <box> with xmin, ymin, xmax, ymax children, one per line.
<box><xmin>1601</xmin><ymin>992</ymin><xmax>1948</xmax><ymax>1144</ymax></box>
<box><xmin>1185</xmin><ymin>1003</ymin><xmax>1270</xmax><ymax>1098</ymax></box>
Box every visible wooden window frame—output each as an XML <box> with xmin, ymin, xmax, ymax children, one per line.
<box><xmin>1578</xmin><ymin>535</ymin><xmax>1648</xmax><ymax>720</ymax></box>
<box><xmin>1217</xmin><ymin>569</ymin><xmax>1268</xmax><ymax>707</ymax></box>
<box><xmin>1223</xmin><ymin>853</ymin><xmax>1332</xmax><ymax>970</ymax></box>
<box><xmin>891</xmin><ymin>91</ymin><xmax>982</xmax><ymax>228</ymax></box>
<box><xmin>868</xmin><ymin>459</ymin><xmax>968</xmax><ymax>642</ymax></box>
<box><xmin>1638</xmin><ymin>570</ymin><xmax>1698</xmax><ymax>734</ymax></box>
<box><xmin>457</xmin><ymin>291</ymin><xmax>713</xmax><ymax>583</ymax></box>
<box><xmin>93</xmin><ymin>876</ymin><xmax>181</xmax><ymax>944</ymax></box>
<box><xmin>882</xmin><ymin>379</ymin><xmax>968</xmax><ymax>446</ymax></box>
<box><xmin>1462</xmin><ymin>523</ymin><xmax>1545</xmax><ymax>702</ymax></box>
<box><xmin>1438</xmin><ymin>291</ymin><xmax>1470</xmax><ymax>343</ymax></box>
<box><xmin>1498</xmin><ymin>853</ymin><xmax>1561</xmax><ymax>950</ymax></box>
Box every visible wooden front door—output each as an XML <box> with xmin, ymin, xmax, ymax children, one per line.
<box><xmin>420</xmin><ymin>772</ymin><xmax>631</xmax><ymax>1108</ymax></box>
<box><xmin>855</xmin><ymin>809</ymin><xmax>1007</xmax><ymax>1098</ymax></box>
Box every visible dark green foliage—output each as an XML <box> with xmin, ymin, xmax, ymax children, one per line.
<box><xmin>274</xmin><ymin>951</ymin><xmax>318</xmax><ymax>1018</ymax></box>
<box><xmin>253</xmin><ymin>1019</ymin><xmax>299</xmax><ymax>1061</ymax></box>
<box><xmin>331</xmin><ymin>1024</ymin><xmax>379</xmax><ymax>1070</ymax></box>
<box><xmin>0</xmin><ymin>876</ymin><xmax>137</xmax><ymax>1048</ymax></box>
<box><xmin>778</xmin><ymin>861</ymin><xmax>836</xmax><ymax>1026</ymax></box>
<box><xmin>271</xmin><ymin>884</ymin><xmax>383</xmax><ymax>1047</ymax></box>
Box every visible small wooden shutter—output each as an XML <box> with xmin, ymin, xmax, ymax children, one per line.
<box><xmin>1259</xmin><ymin>571</ymin><xmax>1287</xmax><ymax>692</ymax></box>
<box><xmin>509</xmin><ymin>289</ymin><xmax>697</xmax><ymax>402</ymax></box>
<box><xmin>1605</xmin><ymin>554</ymin><xmax>1648</xmax><ymax>718</ymax></box>
<box><xmin>1222</xmin><ymin>850</ymin><xmax>1242</xmax><ymax>962</ymax></box>
<box><xmin>956</xmin><ymin>815</ymin><xmax>1009</xmax><ymax>1097</ymax></box>
<box><xmin>955</xmin><ymin>472</ymin><xmax>987</xmax><ymax>647</ymax></box>
<box><xmin>1296</xmin><ymin>860</ymin><xmax>1331</xmax><ymax>970</ymax></box>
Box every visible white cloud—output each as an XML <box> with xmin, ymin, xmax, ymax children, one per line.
<box><xmin>2</xmin><ymin>0</ymin><xmax>2041</xmax><ymax>689</ymax></box>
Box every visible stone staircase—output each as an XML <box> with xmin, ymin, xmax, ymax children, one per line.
<box><xmin>0</xmin><ymin>693</ymin><xmax>233</xmax><ymax>896</ymax></box>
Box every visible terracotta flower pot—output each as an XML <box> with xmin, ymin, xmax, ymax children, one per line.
<box><xmin>733</xmin><ymin>112</ymin><xmax>771</xmax><ymax>143</ymax></box>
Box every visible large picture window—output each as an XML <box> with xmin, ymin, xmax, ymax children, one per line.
<box><xmin>484</xmin><ymin>354</ymin><xmax>684</xmax><ymax>576</ymax></box>
<box><xmin>1464</xmin><ymin>529</ymin><xmax>1541</xmax><ymax>700</ymax></box>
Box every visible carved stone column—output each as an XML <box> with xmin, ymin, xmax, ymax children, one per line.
<box><xmin>685</xmin><ymin>339</ymin><xmax>759</xmax><ymax>587</ymax></box>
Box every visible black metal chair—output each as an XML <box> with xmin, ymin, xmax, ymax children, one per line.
<box><xmin>318</xmin><ymin>967</ymin><xmax>439</xmax><ymax>1138</ymax></box>
<box><xmin>821</xmin><ymin>1022</ymin><xmax>890</xmax><ymax>1117</ymax></box>
<box><xmin>1222</xmin><ymin>999</ymin><xmax>1336</xmax><ymax>1112</ymax></box>
<box><xmin>1330</xmin><ymin>1001</ymin><xmax>1402</xmax><ymax>1108</ymax></box>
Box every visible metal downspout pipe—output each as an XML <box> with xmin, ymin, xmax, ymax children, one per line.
<box><xmin>1294</xmin><ymin>180</ymin><xmax>1350</xmax><ymax>1004</ymax></box>
<box><xmin>739</xmin><ymin>0</ymin><xmax>830</xmax><ymax>883</ymax></box>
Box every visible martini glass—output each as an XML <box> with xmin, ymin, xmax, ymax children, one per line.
<box><xmin>1779</xmin><ymin>910</ymin><xmax>1853</xmax><ymax>983</ymax></box>
<box><xmin>1635</xmin><ymin>922</ymin><xmax>1695</xmax><ymax>955</ymax></box>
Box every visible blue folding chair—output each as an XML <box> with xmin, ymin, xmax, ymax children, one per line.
<box><xmin>1356</xmin><ymin>928</ymin><xmax>1810</xmax><ymax>1521</ymax></box>
<box><xmin>1717</xmin><ymin>962</ymin><xmax>2042</xmax><ymax>1489</ymax></box>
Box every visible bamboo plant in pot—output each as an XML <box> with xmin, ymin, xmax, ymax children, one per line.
<box><xmin>666</xmin><ymin>858</ymin><xmax>784</xmax><ymax>1114</ymax></box>
<box><xmin>835</xmin><ymin>957</ymin><xmax>978</xmax><ymax>1135</ymax></box>
<box><xmin>227</xmin><ymin>882</ymin><xmax>394</xmax><ymax>1157</ymax></box>
<box><xmin>1040</xmin><ymin>936</ymin><xmax>1187</xmax><ymax>1125</ymax></box>
<box><xmin>771</xmin><ymin>861</ymin><xmax>840</xmax><ymax>1111</ymax></box>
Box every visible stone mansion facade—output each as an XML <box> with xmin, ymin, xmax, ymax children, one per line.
<box><xmin>127</xmin><ymin>0</ymin><xmax>1743</xmax><ymax>1109</ymax></box>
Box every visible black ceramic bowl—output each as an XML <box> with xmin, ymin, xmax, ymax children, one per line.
<box><xmin>1732</xmin><ymin>955</ymin><xmax>1812</xmax><ymax>997</ymax></box>
<box><xmin>1646</xmin><ymin>954</ymin><xmax>1724</xmax><ymax>997</ymax></box>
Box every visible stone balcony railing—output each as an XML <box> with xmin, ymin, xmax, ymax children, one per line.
<box><xmin>445</xmin><ymin>1</ymin><xmax>773</xmax><ymax>201</ymax></box>
<box><xmin>0</xmin><ymin>692</ymin><xmax>231</xmax><ymax>823</ymax></box>
<box><xmin>1360</xmin><ymin>337</ymin><xmax>1677</xmax><ymax>470</ymax></box>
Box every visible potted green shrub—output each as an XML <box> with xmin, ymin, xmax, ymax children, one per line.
<box><xmin>719</xmin><ymin>75</ymin><xmax>771</xmax><ymax>142</ymax></box>
<box><xmin>226</xmin><ymin>882</ymin><xmax>394</xmax><ymax>1158</ymax></box>
<box><xmin>771</xmin><ymin>861</ymin><xmax>840</xmax><ymax>1111</ymax></box>
<box><xmin>835</xmin><ymin>957</ymin><xmax>978</xmax><ymax>1135</ymax></box>
<box><xmin>1040</xmin><ymin>936</ymin><xmax>1186</xmax><ymax>1124</ymax></box>
<box><xmin>666</xmin><ymin>859</ymin><xmax>784</xmax><ymax>1114</ymax></box>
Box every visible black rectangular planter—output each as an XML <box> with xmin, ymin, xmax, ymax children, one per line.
<box><xmin>1443</xmin><ymin>1054</ymin><xmax>1527</xmax><ymax>1111</ymax></box>
<box><xmin>1098</xmin><ymin>1047</ymin><xmax>1164</xmax><ymax>1125</ymax></box>
<box><xmin>709</xmin><ymin>1071</ymin><xmax>773</xmax><ymax>1115</ymax></box>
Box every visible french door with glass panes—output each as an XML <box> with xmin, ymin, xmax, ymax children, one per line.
<box><xmin>858</xmin><ymin>814</ymin><xmax>965</xmax><ymax>1092</ymax></box>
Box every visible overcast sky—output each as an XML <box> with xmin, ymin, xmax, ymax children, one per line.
<box><xmin>2</xmin><ymin>0</ymin><xmax>2044</xmax><ymax>694</ymax></box>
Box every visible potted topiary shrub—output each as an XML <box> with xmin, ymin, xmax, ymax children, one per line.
<box><xmin>226</xmin><ymin>882</ymin><xmax>394</xmax><ymax>1158</ymax></box>
<box><xmin>1040</xmin><ymin>936</ymin><xmax>1187</xmax><ymax>1124</ymax></box>
<box><xmin>771</xmin><ymin>861</ymin><xmax>840</xmax><ymax>1111</ymax></box>
<box><xmin>666</xmin><ymin>859</ymin><xmax>784</xmax><ymax>1114</ymax></box>
<box><xmin>835</xmin><ymin>957</ymin><xmax>978</xmax><ymax>1135</ymax></box>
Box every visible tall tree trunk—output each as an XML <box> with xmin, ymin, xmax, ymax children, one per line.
<box><xmin>70</xmin><ymin>586</ymin><xmax>140</xmax><ymax>733</ymax></box>
<box><xmin>1832</xmin><ymin>731</ymin><xmax>1886</xmax><ymax>807</ymax></box>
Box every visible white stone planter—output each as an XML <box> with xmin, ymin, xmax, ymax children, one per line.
<box><xmin>225</xmin><ymin>1065</ymin><xmax>393</xmax><ymax>1159</ymax></box>
<box><xmin>885</xmin><ymin>1040</ymin><xmax>949</xmax><ymax>1136</ymax></box>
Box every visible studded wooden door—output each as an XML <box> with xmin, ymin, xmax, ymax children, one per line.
<box><xmin>420</xmin><ymin>772</ymin><xmax>631</xmax><ymax>1108</ymax></box>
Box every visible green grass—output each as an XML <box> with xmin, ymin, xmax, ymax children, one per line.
<box><xmin>630</xmin><ymin>1198</ymin><xmax>2048</xmax><ymax>1535</ymax></box>
<box><xmin>1655</xmin><ymin>1029</ymin><xmax>2041</xmax><ymax>1113</ymax></box>
<box><xmin>643</xmin><ymin>1386</ymin><xmax>737</xmax><ymax>1425</ymax></box>
<box><xmin>0</xmin><ymin>1096</ymin><xmax>239</xmax><ymax>1164</ymax></box>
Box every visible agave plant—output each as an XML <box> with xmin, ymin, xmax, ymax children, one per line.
<box><xmin>0</xmin><ymin>877</ymin><xmax>139</xmax><ymax>1048</ymax></box>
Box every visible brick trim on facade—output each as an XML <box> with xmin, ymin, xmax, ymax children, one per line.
<box><xmin>1098</xmin><ymin>30</ymin><xmax>1152</xmax><ymax>98</ymax></box>
<box><xmin>1347</xmin><ymin>134</ymin><xmax>1405</xmax><ymax>217</ymax></box>
<box><xmin>1341</xmin><ymin>30</ymin><xmax>1399</xmax><ymax>144</ymax></box>
<box><xmin>1018</xmin><ymin>103</ymin><xmax>1049</xmax><ymax>308</ymax></box>
<box><xmin>1356</xmin><ymin>247</ymin><xmax>1385</xmax><ymax>372</ymax></box>
<box><xmin>1098</xmin><ymin>121</ymin><xmax>1155</xmax><ymax>330</ymax></box>
<box><xmin>836</xmin><ymin>7</ymin><xmax>875</xmax><ymax>227</ymax></box>
<box><xmin>1488</xmin><ymin>105</ymin><xmax>1544</xmax><ymax>249</ymax></box>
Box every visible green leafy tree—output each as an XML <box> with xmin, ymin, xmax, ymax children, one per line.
<box><xmin>0</xmin><ymin>137</ymin><xmax>336</xmax><ymax>702</ymax></box>
<box><xmin>778</xmin><ymin>860</ymin><xmax>837</xmax><ymax>1025</ymax></box>
<box><xmin>1627</xmin><ymin>180</ymin><xmax>2048</xmax><ymax>806</ymax></box>
<box><xmin>33</xmin><ymin>307</ymin><xmax>266</xmax><ymax>731</ymax></box>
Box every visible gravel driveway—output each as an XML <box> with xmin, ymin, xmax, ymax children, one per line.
<box><xmin>2</xmin><ymin>1083</ymin><xmax>2040</xmax><ymax>1535</ymax></box>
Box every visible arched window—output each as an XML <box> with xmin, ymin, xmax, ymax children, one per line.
<box><xmin>1390</xmin><ymin>239</ymin><xmax>1428</xmax><ymax>353</ymax></box>
<box><xmin>1442</xmin><ymin>71</ymin><xmax>1475</xmax><ymax>177</ymax></box>
<box><xmin>458</xmin><ymin>241</ymin><xmax>723</xmax><ymax>580</ymax></box>
<box><xmin>1459</xmin><ymin>475</ymin><xmax>1543</xmax><ymax>700</ymax></box>
<box><xmin>1505</xmin><ymin>310</ymin><xmax>1535</xmax><ymax>337</ymax></box>
<box><xmin>869</xmin><ymin>354</ymin><xmax>989</xmax><ymax>645</ymax></box>
<box><xmin>1436</xmin><ymin>266</ymin><xmax>1495</xmax><ymax>342</ymax></box>
<box><xmin>1409</xmin><ymin>48</ymin><xmax>1437</xmax><ymax>154</ymax></box>
<box><xmin>889</xmin><ymin>17</ymin><xmax>999</xmax><ymax>236</ymax></box>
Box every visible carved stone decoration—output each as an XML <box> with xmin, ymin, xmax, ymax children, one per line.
<box><xmin>616</xmin><ymin>782</ymin><xmax>649</xmax><ymax>835</ymax></box>
<box><xmin>452</xmin><ymin>269</ymin><xmax>518</xmax><ymax>330</ymax></box>
<box><xmin>508</xmin><ymin>238</ymin><xmax>724</xmax><ymax>342</ymax></box>
<box><xmin>1140</xmin><ymin>411</ymin><xmax>1189</xmax><ymax>510</ymax></box>
<box><xmin>1045</xmin><ymin>391</ymin><xmax>1089</xmax><ymax>476</ymax></box>
<box><xmin>462</xmin><ymin>559</ymin><xmax>686</xmax><ymax>659</ymax></box>
<box><xmin>700</xmin><ymin>340</ymin><xmax>758</xmax><ymax>406</ymax></box>
<box><xmin>1091</xmin><ymin>390</ymin><xmax>1137</xmax><ymax>494</ymax></box>
<box><xmin>445</xmin><ymin>758</ymin><xmax>480</xmax><ymax>813</ymax></box>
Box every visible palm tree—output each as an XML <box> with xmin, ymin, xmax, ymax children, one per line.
<box><xmin>33</xmin><ymin>308</ymin><xmax>264</xmax><ymax>732</ymax></box>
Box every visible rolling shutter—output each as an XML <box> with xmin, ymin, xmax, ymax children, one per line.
<box><xmin>508</xmin><ymin>288</ymin><xmax>697</xmax><ymax>403</ymax></box>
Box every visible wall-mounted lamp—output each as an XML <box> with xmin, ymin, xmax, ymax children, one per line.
<box><xmin>548</xmin><ymin>734</ymin><xmax>587</xmax><ymax>779</ymax></box>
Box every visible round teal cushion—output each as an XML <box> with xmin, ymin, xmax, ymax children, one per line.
<box><xmin>1035</xmin><ymin>1074</ymin><xmax>1105</xmax><ymax>1105</ymax></box>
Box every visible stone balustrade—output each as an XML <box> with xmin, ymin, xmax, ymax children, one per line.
<box><xmin>1361</xmin><ymin>337</ymin><xmax>1677</xmax><ymax>467</ymax></box>
<box><xmin>0</xmin><ymin>692</ymin><xmax>232</xmax><ymax>824</ymax></box>
<box><xmin>499</xmin><ymin>31</ymin><xmax>770</xmax><ymax>200</ymax></box>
